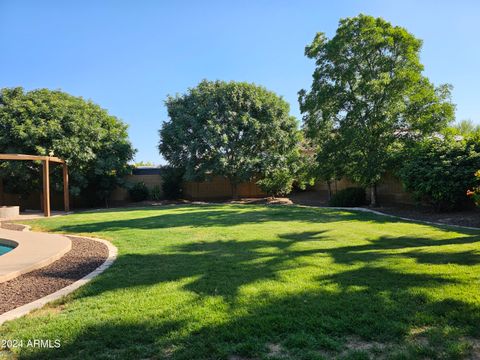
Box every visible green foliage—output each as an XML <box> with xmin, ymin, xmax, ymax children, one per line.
<box><xmin>467</xmin><ymin>171</ymin><xmax>480</xmax><ymax>206</ymax></box>
<box><xmin>161</xmin><ymin>166</ymin><xmax>184</xmax><ymax>200</ymax></box>
<box><xmin>397</xmin><ymin>136</ymin><xmax>480</xmax><ymax>211</ymax></box>
<box><xmin>134</xmin><ymin>161</ymin><xmax>155</xmax><ymax>167</ymax></box>
<box><xmin>300</xmin><ymin>15</ymin><xmax>455</xmax><ymax>206</ymax></box>
<box><xmin>328</xmin><ymin>187</ymin><xmax>366</xmax><ymax>207</ymax></box>
<box><xmin>150</xmin><ymin>185</ymin><xmax>163</xmax><ymax>201</ymax></box>
<box><xmin>159</xmin><ymin>80</ymin><xmax>301</xmax><ymax>198</ymax></box>
<box><xmin>128</xmin><ymin>181</ymin><xmax>150</xmax><ymax>202</ymax></box>
<box><xmin>0</xmin><ymin>87</ymin><xmax>135</xmax><ymax>204</ymax></box>
<box><xmin>257</xmin><ymin>138</ymin><xmax>316</xmax><ymax>197</ymax></box>
<box><xmin>257</xmin><ymin>168</ymin><xmax>294</xmax><ymax>197</ymax></box>
<box><xmin>449</xmin><ymin>119</ymin><xmax>480</xmax><ymax>136</ymax></box>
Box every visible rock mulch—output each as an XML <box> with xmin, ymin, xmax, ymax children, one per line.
<box><xmin>0</xmin><ymin>233</ymin><xmax>108</xmax><ymax>315</ymax></box>
<box><xmin>370</xmin><ymin>206</ymin><xmax>480</xmax><ymax>229</ymax></box>
<box><xmin>0</xmin><ymin>222</ymin><xmax>27</xmax><ymax>231</ymax></box>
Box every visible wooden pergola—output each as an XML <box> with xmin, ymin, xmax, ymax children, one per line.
<box><xmin>0</xmin><ymin>154</ymin><xmax>69</xmax><ymax>217</ymax></box>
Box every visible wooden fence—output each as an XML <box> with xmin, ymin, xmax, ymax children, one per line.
<box><xmin>0</xmin><ymin>169</ymin><xmax>414</xmax><ymax>210</ymax></box>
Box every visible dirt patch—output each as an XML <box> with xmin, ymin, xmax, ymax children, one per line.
<box><xmin>0</xmin><ymin>236</ymin><xmax>108</xmax><ymax>314</ymax></box>
<box><xmin>266</xmin><ymin>343</ymin><xmax>284</xmax><ymax>357</ymax></box>
<box><xmin>344</xmin><ymin>336</ymin><xmax>389</xmax><ymax>352</ymax></box>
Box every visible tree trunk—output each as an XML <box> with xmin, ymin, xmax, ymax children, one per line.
<box><xmin>231</xmin><ymin>182</ymin><xmax>239</xmax><ymax>200</ymax></box>
<box><xmin>370</xmin><ymin>183</ymin><xmax>378</xmax><ymax>207</ymax></box>
<box><xmin>327</xmin><ymin>180</ymin><xmax>332</xmax><ymax>200</ymax></box>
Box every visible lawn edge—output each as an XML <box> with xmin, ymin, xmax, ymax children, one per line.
<box><xmin>0</xmin><ymin>232</ymin><xmax>117</xmax><ymax>326</ymax></box>
<box><xmin>68</xmin><ymin>203</ymin><xmax>480</xmax><ymax>231</ymax></box>
<box><xmin>325</xmin><ymin>206</ymin><xmax>480</xmax><ymax>231</ymax></box>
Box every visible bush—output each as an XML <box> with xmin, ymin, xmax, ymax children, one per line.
<box><xmin>129</xmin><ymin>182</ymin><xmax>150</xmax><ymax>202</ymax></box>
<box><xmin>398</xmin><ymin>136</ymin><xmax>480</xmax><ymax>211</ymax></box>
<box><xmin>150</xmin><ymin>185</ymin><xmax>162</xmax><ymax>201</ymax></box>
<box><xmin>329</xmin><ymin>187</ymin><xmax>366</xmax><ymax>207</ymax></box>
<box><xmin>161</xmin><ymin>166</ymin><xmax>184</xmax><ymax>200</ymax></box>
<box><xmin>257</xmin><ymin>169</ymin><xmax>295</xmax><ymax>197</ymax></box>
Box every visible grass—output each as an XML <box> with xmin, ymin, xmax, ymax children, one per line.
<box><xmin>0</xmin><ymin>204</ymin><xmax>479</xmax><ymax>359</ymax></box>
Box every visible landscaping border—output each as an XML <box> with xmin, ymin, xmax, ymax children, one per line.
<box><xmin>327</xmin><ymin>206</ymin><xmax>480</xmax><ymax>231</ymax></box>
<box><xmin>0</xmin><ymin>232</ymin><xmax>117</xmax><ymax>326</ymax></box>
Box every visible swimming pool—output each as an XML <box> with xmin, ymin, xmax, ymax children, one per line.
<box><xmin>0</xmin><ymin>244</ymin><xmax>14</xmax><ymax>256</ymax></box>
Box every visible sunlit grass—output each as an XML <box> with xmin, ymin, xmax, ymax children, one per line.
<box><xmin>1</xmin><ymin>204</ymin><xmax>479</xmax><ymax>359</ymax></box>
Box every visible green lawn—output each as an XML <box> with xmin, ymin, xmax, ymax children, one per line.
<box><xmin>1</xmin><ymin>205</ymin><xmax>480</xmax><ymax>359</ymax></box>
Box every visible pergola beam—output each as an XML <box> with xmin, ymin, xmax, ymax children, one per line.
<box><xmin>0</xmin><ymin>153</ymin><xmax>69</xmax><ymax>217</ymax></box>
<box><xmin>0</xmin><ymin>154</ymin><xmax>65</xmax><ymax>163</ymax></box>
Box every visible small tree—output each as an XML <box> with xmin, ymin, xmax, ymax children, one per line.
<box><xmin>257</xmin><ymin>168</ymin><xmax>294</xmax><ymax>198</ymax></box>
<box><xmin>257</xmin><ymin>140</ymin><xmax>315</xmax><ymax>198</ymax></box>
<box><xmin>299</xmin><ymin>14</ymin><xmax>454</xmax><ymax>206</ymax></box>
<box><xmin>0</xmin><ymin>87</ymin><xmax>135</xmax><ymax>206</ymax></box>
<box><xmin>159</xmin><ymin>80</ymin><xmax>300</xmax><ymax>199</ymax></box>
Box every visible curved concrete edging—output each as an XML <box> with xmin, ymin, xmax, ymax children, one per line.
<box><xmin>0</xmin><ymin>229</ymin><xmax>72</xmax><ymax>284</ymax></box>
<box><xmin>0</xmin><ymin>233</ymin><xmax>117</xmax><ymax>326</ymax></box>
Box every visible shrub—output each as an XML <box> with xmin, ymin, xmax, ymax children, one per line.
<box><xmin>329</xmin><ymin>187</ymin><xmax>366</xmax><ymax>207</ymax></box>
<box><xmin>129</xmin><ymin>182</ymin><xmax>149</xmax><ymax>202</ymax></box>
<box><xmin>257</xmin><ymin>169</ymin><xmax>295</xmax><ymax>198</ymax></box>
<box><xmin>161</xmin><ymin>166</ymin><xmax>184</xmax><ymax>200</ymax></box>
<box><xmin>150</xmin><ymin>185</ymin><xmax>162</xmax><ymax>201</ymax></box>
<box><xmin>398</xmin><ymin>136</ymin><xmax>480</xmax><ymax>211</ymax></box>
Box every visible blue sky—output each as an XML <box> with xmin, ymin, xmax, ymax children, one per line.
<box><xmin>1</xmin><ymin>1</ymin><xmax>479</xmax><ymax>164</ymax></box>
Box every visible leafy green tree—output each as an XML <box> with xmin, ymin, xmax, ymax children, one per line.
<box><xmin>313</xmin><ymin>131</ymin><xmax>346</xmax><ymax>199</ymax></box>
<box><xmin>257</xmin><ymin>141</ymin><xmax>315</xmax><ymax>198</ymax></box>
<box><xmin>398</xmin><ymin>135</ymin><xmax>480</xmax><ymax>211</ymax></box>
<box><xmin>0</xmin><ymin>87</ymin><xmax>135</xmax><ymax>206</ymax></box>
<box><xmin>134</xmin><ymin>161</ymin><xmax>155</xmax><ymax>167</ymax></box>
<box><xmin>159</xmin><ymin>80</ymin><xmax>300</xmax><ymax>199</ymax></box>
<box><xmin>451</xmin><ymin>119</ymin><xmax>480</xmax><ymax>136</ymax></box>
<box><xmin>257</xmin><ymin>168</ymin><xmax>295</xmax><ymax>198</ymax></box>
<box><xmin>299</xmin><ymin>14</ymin><xmax>454</xmax><ymax>206</ymax></box>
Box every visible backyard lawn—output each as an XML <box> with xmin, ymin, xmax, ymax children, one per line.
<box><xmin>1</xmin><ymin>204</ymin><xmax>479</xmax><ymax>359</ymax></box>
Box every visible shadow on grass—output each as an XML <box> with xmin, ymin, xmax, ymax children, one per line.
<box><xmin>49</xmin><ymin>205</ymin><xmax>417</xmax><ymax>233</ymax></box>
<box><xmin>20</xmin><ymin>273</ymin><xmax>480</xmax><ymax>359</ymax></box>
<box><xmin>15</xmin><ymin>206</ymin><xmax>480</xmax><ymax>359</ymax></box>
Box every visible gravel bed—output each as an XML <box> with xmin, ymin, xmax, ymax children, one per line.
<box><xmin>371</xmin><ymin>206</ymin><xmax>480</xmax><ymax>228</ymax></box>
<box><xmin>0</xmin><ymin>222</ymin><xmax>28</xmax><ymax>231</ymax></box>
<box><xmin>0</xmin><ymin>236</ymin><xmax>108</xmax><ymax>314</ymax></box>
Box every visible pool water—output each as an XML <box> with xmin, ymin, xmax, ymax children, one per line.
<box><xmin>0</xmin><ymin>244</ymin><xmax>14</xmax><ymax>256</ymax></box>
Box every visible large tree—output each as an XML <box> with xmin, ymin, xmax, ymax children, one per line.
<box><xmin>299</xmin><ymin>14</ymin><xmax>454</xmax><ymax>206</ymax></box>
<box><xmin>0</xmin><ymin>87</ymin><xmax>135</xmax><ymax>206</ymax></box>
<box><xmin>159</xmin><ymin>80</ymin><xmax>300</xmax><ymax>198</ymax></box>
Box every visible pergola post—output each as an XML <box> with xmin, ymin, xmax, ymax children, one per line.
<box><xmin>42</xmin><ymin>158</ymin><xmax>51</xmax><ymax>217</ymax></box>
<box><xmin>0</xmin><ymin>153</ymin><xmax>68</xmax><ymax>217</ymax></box>
<box><xmin>63</xmin><ymin>163</ymin><xmax>69</xmax><ymax>212</ymax></box>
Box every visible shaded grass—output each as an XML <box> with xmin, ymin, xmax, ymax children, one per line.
<box><xmin>0</xmin><ymin>204</ymin><xmax>479</xmax><ymax>359</ymax></box>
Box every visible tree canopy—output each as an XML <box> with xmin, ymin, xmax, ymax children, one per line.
<box><xmin>299</xmin><ymin>14</ymin><xmax>455</xmax><ymax>206</ymax></box>
<box><xmin>159</xmin><ymin>80</ymin><xmax>301</xmax><ymax>198</ymax></box>
<box><xmin>0</xmin><ymin>87</ymin><xmax>135</xmax><ymax>205</ymax></box>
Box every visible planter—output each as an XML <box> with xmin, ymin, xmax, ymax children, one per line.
<box><xmin>0</xmin><ymin>206</ymin><xmax>20</xmax><ymax>219</ymax></box>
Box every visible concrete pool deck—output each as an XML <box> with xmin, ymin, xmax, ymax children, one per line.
<box><xmin>0</xmin><ymin>228</ymin><xmax>71</xmax><ymax>283</ymax></box>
